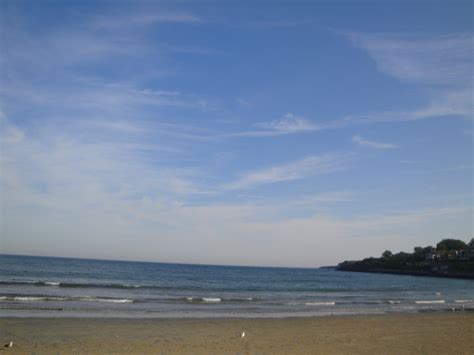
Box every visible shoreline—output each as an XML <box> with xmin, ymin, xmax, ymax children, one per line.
<box><xmin>1</xmin><ymin>308</ymin><xmax>472</xmax><ymax>320</ymax></box>
<box><xmin>2</xmin><ymin>313</ymin><xmax>473</xmax><ymax>354</ymax></box>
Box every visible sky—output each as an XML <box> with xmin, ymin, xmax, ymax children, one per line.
<box><xmin>0</xmin><ymin>0</ymin><xmax>472</xmax><ymax>267</ymax></box>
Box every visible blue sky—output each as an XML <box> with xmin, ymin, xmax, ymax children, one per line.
<box><xmin>1</xmin><ymin>0</ymin><xmax>472</xmax><ymax>267</ymax></box>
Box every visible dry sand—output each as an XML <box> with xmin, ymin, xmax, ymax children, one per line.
<box><xmin>1</xmin><ymin>313</ymin><xmax>473</xmax><ymax>354</ymax></box>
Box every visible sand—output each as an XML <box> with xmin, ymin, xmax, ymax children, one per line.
<box><xmin>1</xmin><ymin>313</ymin><xmax>473</xmax><ymax>354</ymax></box>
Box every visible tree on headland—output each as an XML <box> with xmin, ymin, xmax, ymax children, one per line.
<box><xmin>337</xmin><ymin>237</ymin><xmax>474</xmax><ymax>279</ymax></box>
<box><xmin>436</xmin><ymin>239</ymin><xmax>468</xmax><ymax>252</ymax></box>
<box><xmin>413</xmin><ymin>247</ymin><xmax>424</xmax><ymax>257</ymax></box>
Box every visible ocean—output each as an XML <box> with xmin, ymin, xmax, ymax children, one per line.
<box><xmin>1</xmin><ymin>254</ymin><xmax>473</xmax><ymax>318</ymax></box>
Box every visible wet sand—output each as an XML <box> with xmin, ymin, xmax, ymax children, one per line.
<box><xmin>1</xmin><ymin>313</ymin><xmax>473</xmax><ymax>354</ymax></box>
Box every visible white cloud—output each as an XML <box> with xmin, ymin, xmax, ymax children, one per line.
<box><xmin>0</xmin><ymin>119</ymin><xmax>207</xmax><ymax>207</ymax></box>
<box><xmin>291</xmin><ymin>191</ymin><xmax>355</xmax><ymax>205</ymax></box>
<box><xmin>312</xmin><ymin>88</ymin><xmax>472</xmax><ymax>131</ymax></box>
<box><xmin>228</xmin><ymin>87</ymin><xmax>472</xmax><ymax>139</ymax></box>
<box><xmin>229</xmin><ymin>113</ymin><xmax>320</xmax><ymax>137</ymax></box>
<box><xmin>93</xmin><ymin>12</ymin><xmax>203</xmax><ymax>29</ymax></box>
<box><xmin>255</xmin><ymin>113</ymin><xmax>320</xmax><ymax>133</ymax></box>
<box><xmin>411</xmin><ymin>89</ymin><xmax>472</xmax><ymax>119</ymax></box>
<box><xmin>224</xmin><ymin>153</ymin><xmax>351</xmax><ymax>190</ymax></box>
<box><xmin>241</xmin><ymin>19</ymin><xmax>317</xmax><ymax>29</ymax></box>
<box><xmin>347</xmin><ymin>32</ymin><xmax>472</xmax><ymax>85</ymax></box>
<box><xmin>352</xmin><ymin>135</ymin><xmax>398</xmax><ymax>149</ymax></box>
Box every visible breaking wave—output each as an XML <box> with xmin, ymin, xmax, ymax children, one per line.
<box><xmin>415</xmin><ymin>300</ymin><xmax>445</xmax><ymax>304</ymax></box>
<box><xmin>305</xmin><ymin>302</ymin><xmax>336</xmax><ymax>306</ymax></box>
<box><xmin>0</xmin><ymin>295</ymin><xmax>134</xmax><ymax>304</ymax></box>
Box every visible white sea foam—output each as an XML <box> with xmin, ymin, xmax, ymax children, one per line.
<box><xmin>81</xmin><ymin>297</ymin><xmax>133</xmax><ymax>304</ymax></box>
<box><xmin>185</xmin><ymin>297</ymin><xmax>222</xmax><ymax>303</ymax></box>
<box><xmin>454</xmin><ymin>300</ymin><xmax>471</xmax><ymax>303</ymax></box>
<box><xmin>45</xmin><ymin>282</ymin><xmax>60</xmax><ymax>286</ymax></box>
<box><xmin>415</xmin><ymin>300</ymin><xmax>445</xmax><ymax>304</ymax></box>
<box><xmin>13</xmin><ymin>296</ymin><xmax>69</xmax><ymax>302</ymax></box>
<box><xmin>10</xmin><ymin>295</ymin><xmax>133</xmax><ymax>303</ymax></box>
<box><xmin>202</xmin><ymin>297</ymin><xmax>221</xmax><ymax>303</ymax></box>
<box><xmin>14</xmin><ymin>296</ymin><xmax>46</xmax><ymax>301</ymax></box>
<box><xmin>388</xmin><ymin>300</ymin><xmax>401</xmax><ymax>304</ymax></box>
<box><xmin>305</xmin><ymin>302</ymin><xmax>336</xmax><ymax>306</ymax></box>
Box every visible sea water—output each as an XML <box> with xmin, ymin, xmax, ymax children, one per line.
<box><xmin>1</xmin><ymin>254</ymin><xmax>473</xmax><ymax>318</ymax></box>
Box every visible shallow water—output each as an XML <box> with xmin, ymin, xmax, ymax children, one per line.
<box><xmin>1</xmin><ymin>254</ymin><xmax>473</xmax><ymax>318</ymax></box>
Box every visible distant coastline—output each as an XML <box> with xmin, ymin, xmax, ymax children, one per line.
<box><xmin>337</xmin><ymin>263</ymin><xmax>474</xmax><ymax>280</ymax></box>
<box><xmin>337</xmin><ymin>238</ymin><xmax>474</xmax><ymax>280</ymax></box>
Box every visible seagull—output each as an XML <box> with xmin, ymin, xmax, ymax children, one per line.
<box><xmin>3</xmin><ymin>341</ymin><xmax>13</xmax><ymax>349</ymax></box>
<box><xmin>241</xmin><ymin>331</ymin><xmax>245</xmax><ymax>338</ymax></box>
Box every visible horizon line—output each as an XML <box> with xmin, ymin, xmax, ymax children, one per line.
<box><xmin>0</xmin><ymin>253</ymin><xmax>336</xmax><ymax>270</ymax></box>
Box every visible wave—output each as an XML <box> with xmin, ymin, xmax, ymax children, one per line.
<box><xmin>1</xmin><ymin>293</ymin><xmax>254</xmax><ymax>305</ymax></box>
<box><xmin>0</xmin><ymin>280</ymin><xmax>142</xmax><ymax>290</ymax></box>
<box><xmin>183</xmin><ymin>297</ymin><xmax>253</xmax><ymax>304</ymax></box>
<box><xmin>415</xmin><ymin>300</ymin><xmax>445</xmax><ymax>304</ymax></box>
<box><xmin>454</xmin><ymin>300</ymin><xmax>472</xmax><ymax>303</ymax></box>
<box><xmin>185</xmin><ymin>297</ymin><xmax>221</xmax><ymax>303</ymax></box>
<box><xmin>0</xmin><ymin>295</ymin><xmax>134</xmax><ymax>304</ymax></box>
<box><xmin>89</xmin><ymin>298</ymin><xmax>133</xmax><ymax>304</ymax></box>
<box><xmin>0</xmin><ymin>296</ymin><xmax>68</xmax><ymax>302</ymax></box>
<box><xmin>203</xmin><ymin>297</ymin><xmax>221</xmax><ymax>303</ymax></box>
<box><xmin>305</xmin><ymin>302</ymin><xmax>336</xmax><ymax>306</ymax></box>
<box><xmin>388</xmin><ymin>300</ymin><xmax>401</xmax><ymax>304</ymax></box>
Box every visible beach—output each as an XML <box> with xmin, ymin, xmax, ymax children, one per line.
<box><xmin>1</xmin><ymin>313</ymin><xmax>473</xmax><ymax>354</ymax></box>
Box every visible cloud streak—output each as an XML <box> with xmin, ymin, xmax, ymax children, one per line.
<box><xmin>346</xmin><ymin>32</ymin><xmax>473</xmax><ymax>85</ymax></box>
<box><xmin>93</xmin><ymin>12</ymin><xmax>203</xmax><ymax>29</ymax></box>
<box><xmin>352</xmin><ymin>135</ymin><xmax>398</xmax><ymax>149</ymax></box>
<box><xmin>226</xmin><ymin>113</ymin><xmax>320</xmax><ymax>138</ymax></box>
<box><xmin>224</xmin><ymin>153</ymin><xmax>351</xmax><ymax>190</ymax></box>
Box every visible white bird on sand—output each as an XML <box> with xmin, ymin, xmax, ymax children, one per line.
<box><xmin>3</xmin><ymin>341</ymin><xmax>13</xmax><ymax>348</ymax></box>
<box><xmin>241</xmin><ymin>331</ymin><xmax>245</xmax><ymax>338</ymax></box>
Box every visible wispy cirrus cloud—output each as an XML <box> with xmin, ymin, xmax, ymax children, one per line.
<box><xmin>1</xmin><ymin>7</ymin><xmax>208</xmax><ymax>86</ymax></box>
<box><xmin>0</xmin><ymin>118</ymin><xmax>209</xmax><ymax>203</ymax></box>
<box><xmin>228</xmin><ymin>113</ymin><xmax>320</xmax><ymax>137</ymax></box>
<box><xmin>229</xmin><ymin>84</ymin><xmax>471</xmax><ymax>139</ymax></box>
<box><xmin>255</xmin><ymin>113</ymin><xmax>320</xmax><ymax>133</ymax></box>
<box><xmin>93</xmin><ymin>12</ymin><xmax>203</xmax><ymax>29</ymax></box>
<box><xmin>235</xmin><ymin>19</ymin><xmax>317</xmax><ymax>30</ymax></box>
<box><xmin>223</xmin><ymin>153</ymin><xmax>351</xmax><ymax>190</ymax></box>
<box><xmin>352</xmin><ymin>135</ymin><xmax>398</xmax><ymax>149</ymax></box>
<box><xmin>410</xmin><ymin>89</ymin><xmax>472</xmax><ymax>119</ymax></box>
<box><xmin>310</xmin><ymin>87</ymin><xmax>472</xmax><ymax>132</ymax></box>
<box><xmin>346</xmin><ymin>32</ymin><xmax>473</xmax><ymax>85</ymax></box>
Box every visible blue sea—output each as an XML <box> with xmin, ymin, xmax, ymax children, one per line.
<box><xmin>1</xmin><ymin>254</ymin><xmax>473</xmax><ymax>318</ymax></box>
